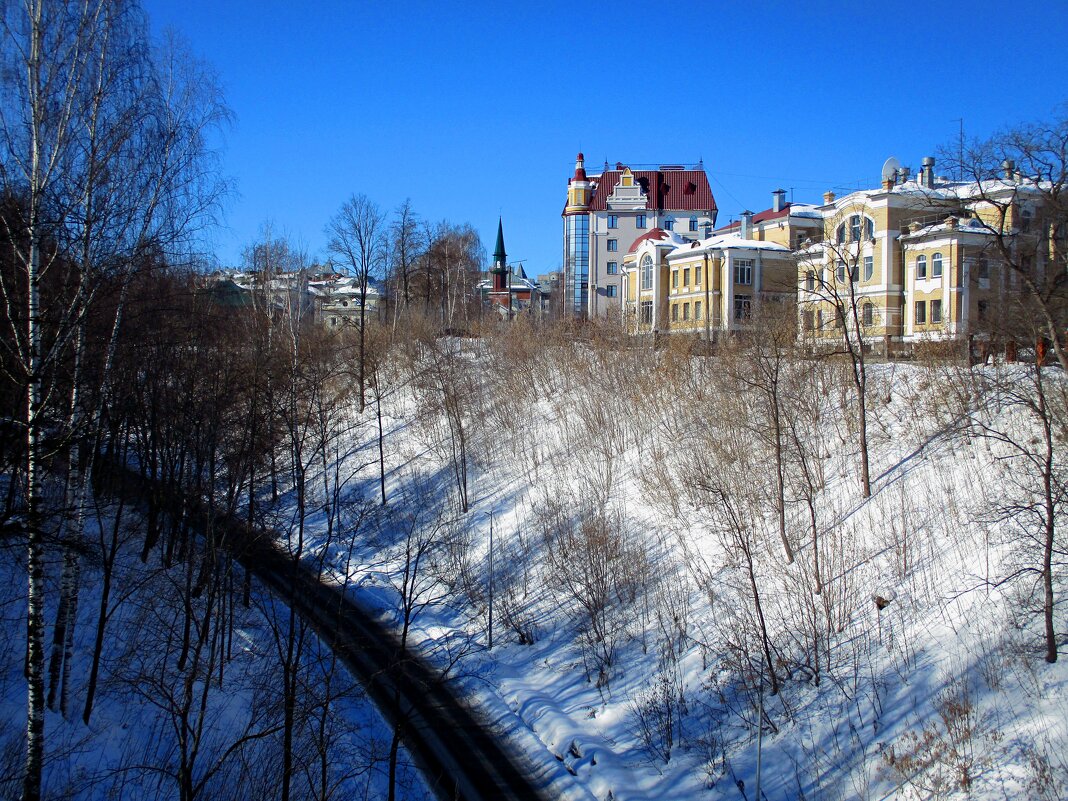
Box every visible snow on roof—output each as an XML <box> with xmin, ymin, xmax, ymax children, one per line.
<box><xmin>627</xmin><ymin>227</ymin><xmax>689</xmax><ymax>254</ymax></box>
<box><xmin>898</xmin><ymin>216</ymin><xmax>997</xmax><ymax>240</ymax></box>
<box><xmin>666</xmin><ymin>232</ymin><xmax>792</xmax><ymax>260</ymax></box>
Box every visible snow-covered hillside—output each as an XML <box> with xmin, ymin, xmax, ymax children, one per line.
<box><xmin>317</xmin><ymin>332</ymin><xmax>1067</xmax><ymax>801</ymax></box>
<box><xmin>2</xmin><ymin>328</ymin><xmax>1065</xmax><ymax>801</ymax></box>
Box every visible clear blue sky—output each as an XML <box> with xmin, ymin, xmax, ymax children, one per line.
<box><xmin>142</xmin><ymin>0</ymin><xmax>1068</xmax><ymax>276</ymax></box>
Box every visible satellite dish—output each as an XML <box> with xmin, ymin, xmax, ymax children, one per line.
<box><xmin>881</xmin><ymin>156</ymin><xmax>902</xmax><ymax>183</ymax></box>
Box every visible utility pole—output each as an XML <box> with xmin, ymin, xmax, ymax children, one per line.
<box><xmin>488</xmin><ymin>512</ymin><xmax>494</xmax><ymax>649</ymax></box>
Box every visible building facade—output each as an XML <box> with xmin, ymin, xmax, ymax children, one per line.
<box><xmin>797</xmin><ymin>156</ymin><xmax>1040</xmax><ymax>349</ymax></box>
<box><xmin>562</xmin><ymin>154</ymin><xmax>717</xmax><ymax>320</ymax></box>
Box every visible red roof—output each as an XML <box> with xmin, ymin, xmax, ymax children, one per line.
<box><xmin>589</xmin><ymin>168</ymin><xmax>716</xmax><ymax>213</ymax></box>
<box><xmin>627</xmin><ymin>227</ymin><xmax>671</xmax><ymax>254</ymax></box>
<box><xmin>714</xmin><ymin>203</ymin><xmax>793</xmax><ymax>233</ymax></box>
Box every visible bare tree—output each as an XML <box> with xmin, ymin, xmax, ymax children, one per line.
<box><xmin>327</xmin><ymin>194</ymin><xmax>386</xmax><ymax>412</ymax></box>
<box><xmin>388</xmin><ymin>198</ymin><xmax>421</xmax><ymax>329</ymax></box>
<box><xmin>798</xmin><ymin>216</ymin><xmax>876</xmax><ymax>498</ymax></box>
<box><xmin>0</xmin><ymin>3</ymin><xmax>228</xmax><ymax>796</ymax></box>
<box><xmin>942</xmin><ymin>108</ymin><xmax>1068</xmax><ymax>372</ymax></box>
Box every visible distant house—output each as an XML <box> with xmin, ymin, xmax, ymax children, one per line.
<box><xmin>316</xmin><ymin>276</ymin><xmax>384</xmax><ymax>329</ymax></box>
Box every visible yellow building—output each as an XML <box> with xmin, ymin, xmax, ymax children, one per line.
<box><xmin>798</xmin><ymin>156</ymin><xmax>1043</xmax><ymax>349</ymax></box>
<box><xmin>621</xmin><ymin>225</ymin><xmax>795</xmax><ymax>337</ymax></box>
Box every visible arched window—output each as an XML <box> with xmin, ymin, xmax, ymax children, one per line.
<box><xmin>865</xmin><ymin>217</ymin><xmax>875</xmax><ymax>240</ymax></box>
<box><xmin>932</xmin><ymin>252</ymin><xmax>943</xmax><ymax>278</ymax></box>
<box><xmin>640</xmin><ymin>254</ymin><xmax>654</xmax><ymax>290</ymax></box>
<box><xmin>836</xmin><ymin>223</ymin><xmax>846</xmax><ymax>244</ymax></box>
<box><xmin>863</xmin><ymin>256</ymin><xmax>874</xmax><ymax>281</ymax></box>
<box><xmin>916</xmin><ymin>254</ymin><xmax>927</xmax><ymax>279</ymax></box>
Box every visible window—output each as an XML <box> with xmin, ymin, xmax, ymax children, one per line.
<box><xmin>734</xmin><ymin>294</ymin><xmax>752</xmax><ymax>320</ymax></box>
<box><xmin>607</xmin><ymin>214</ymin><xmax>618</xmax><ymax>228</ymax></box>
<box><xmin>671</xmin><ymin>304</ymin><xmax>678</xmax><ymax>322</ymax></box>
<box><xmin>640</xmin><ymin>300</ymin><xmax>653</xmax><ymax>325</ymax></box>
<box><xmin>977</xmin><ymin>300</ymin><xmax>988</xmax><ymax>321</ymax></box>
<box><xmin>850</xmin><ymin>215</ymin><xmax>861</xmax><ymax>242</ymax></box>
<box><xmin>802</xmin><ymin>310</ymin><xmax>815</xmax><ymax>331</ymax></box>
<box><xmin>816</xmin><ymin>310</ymin><xmax>824</xmax><ymax>330</ymax></box>
<box><xmin>663</xmin><ymin>219</ymin><xmax>674</xmax><ymax>231</ymax></box>
<box><xmin>836</xmin><ymin>260</ymin><xmax>847</xmax><ymax>283</ymax></box>
<box><xmin>977</xmin><ymin>257</ymin><xmax>990</xmax><ymax>281</ymax></box>
<box><xmin>734</xmin><ymin>259</ymin><xmax>753</xmax><ymax>285</ymax></box>
<box><xmin>606</xmin><ymin>261</ymin><xmax>618</xmax><ymax>275</ymax></box>
<box><xmin>805</xmin><ymin>270</ymin><xmax>815</xmax><ymax>291</ymax></box>
<box><xmin>863</xmin><ymin>256</ymin><xmax>873</xmax><ymax>281</ymax></box>
<box><xmin>607</xmin><ymin>238</ymin><xmax>618</xmax><ymax>252</ymax></box>
<box><xmin>695</xmin><ymin>301</ymin><xmax>702</xmax><ymax>319</ymax></box>
<box><xmin>695</xmin><ymin>266</ymin><xmax>702</xmax><ymax>285</ymax></box>
<box><xmin>931</xmin><ymin>298</ymin><xmax>942</xmax><ymax>324</ymax></box>
<box><xmin>635</xmin><ymin>214</ymin><xmax>646</xmax><ymax>229</ymax></box>
<box><xmin>703</xmin><ymin>223</ymin><xmax>713</xmax><ymax>239</ymax></box>
<box><xmin>683</xmin><ymin>268</ymin><xmax>690</xmax><ymax>287</ymax></box>
<box><xmin>606</xmin><ymin>285</ymin><xmax>617</xmax><ymax>298</ymax></box>
<box><xmin>640</xmin><ymin>254</ymin><xmax>653</xmax><ymax>290</ymax></box>
<box><xmin>916</xmin><ymin>254</ymin><xmax>927</xmax><ymax>279</ymax></box>
<box><xmin>915</xmin><ymin>300</ymin><xmax>926</xmax><ymax>325</ymax></box>
<box><xmin>862</xmin><ymin>302</ymin><xmax>873</xmax><ymax>327</ymax></box>
<box><xmin>795</xmin><ymin>231</ymin><xmax>809</xmax><ymax>249</ymax></box>
<box><xmin>836</xmin><ymin>223</ymin><xmax>846</xmax><ymax>244</ymax></box>
<box><xmin>683</xmin><ymin>303</ymin><xmax>690</xmax><ymax>320</ymax></box>
<box><xmin>672</xmin><ymin>270</ymin><xmax>679</xmax><ymax>289</ymax></box>
<box><xmin>689</xmin><ymin>217</ymin><xmax>698</xmax><ymax>232</ymax></box>
<box><xmin>932</xmin><ymin>252</ymin><xmax>943</xmax><ymax>278</ymax></box>
<box><xmin>865</xmin><ymin>217</ymin><xmax>875</xmax><ymax>241</ymax></box>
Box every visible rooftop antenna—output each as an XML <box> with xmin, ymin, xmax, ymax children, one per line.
<box><xmin>952</xmin><ymin>118</ymin><xmax>964</xmax><ymax>180</ymax></box>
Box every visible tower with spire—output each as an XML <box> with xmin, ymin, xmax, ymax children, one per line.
<box><xmin>487</xmin><ymin>217</ymin><xmax>513</xmax><ymax>314</ymax></box>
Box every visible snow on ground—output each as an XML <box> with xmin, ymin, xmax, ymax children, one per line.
<box><xmin>299</xmin><ymin>343</ymin><xmax>1067</xmax><ymax>801</ymax></box>
<box><xmin>2</xmin><ymin>338</ymin><xmax>1065</xmax><ymax>801</ymax></box>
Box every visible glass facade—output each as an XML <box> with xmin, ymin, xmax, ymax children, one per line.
<box><xmin>564</xmin><ymin>215</ymin><xmax>590</xmax><ymax>315</ymax></box>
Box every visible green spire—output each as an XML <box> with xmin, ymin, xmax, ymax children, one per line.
<box><xmin>493</xmin><ymin>217</ymin><xmax>507</xmax><ymax>272</ymax></box>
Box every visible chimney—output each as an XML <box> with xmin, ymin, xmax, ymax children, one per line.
<box><xmin>945</xmin><ymin>216</ymin><xmax>958</xmax><ymax>230</ymax></box>
<box><xmin>1002</xmin><ymin>159</ymin><xmax>1016</xmax><ymax>181</ymax></box>
<box><xmin>882</xmin><ymin>176</ymin><xmax>895</xmax><ymax>191</ymax></box>
<box><xmin>740</xmin><ymin>210</ymin><xmax>753</xmax><ymax>239</ymax></box>
<box><xmin>772</xmin><ymin>188</ymin><xmax>787</xmax><ymax>213</ymax></box>
<box><xmin>921</xmin><ymin>156</ymin><xmax>935</xmax><ymax>188</ymax></box>
<box><xmin>901</xmin><ymin>165</ymin><xmax>911</xmax><ymax>182</ymax></box>
<box><xmin>823</xmin><ymin>190</ymin><xmax>836</xmax><ymax>205</ymax></box>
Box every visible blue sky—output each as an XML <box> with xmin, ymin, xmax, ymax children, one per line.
<box><xmin>142</xmin><ymin>0</ymin><xmax>1068</xmax><ymax>276</ymax></box>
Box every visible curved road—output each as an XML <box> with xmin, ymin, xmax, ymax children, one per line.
<box><xmin>241</xmin><ymin>529</ymin><xmax>556</xmax><ymax>801</ymax></box>
<box><xmin>104</xmin><ymin>466</ymin><xmax>562</xmax><ymax>801</ymax></box>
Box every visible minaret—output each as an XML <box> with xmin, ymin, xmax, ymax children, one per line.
<box><xmin>491</xmin><ymin>218</ymin><xmax>507</xmax><ymax>293</ymax></box>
